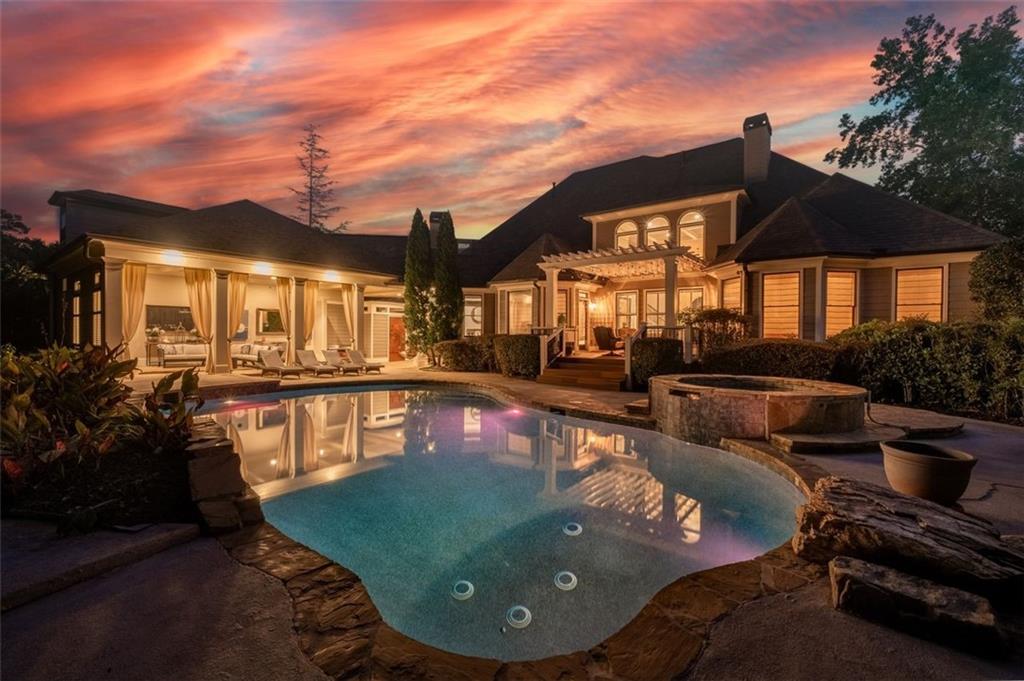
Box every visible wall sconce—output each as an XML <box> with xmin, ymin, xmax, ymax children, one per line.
<box><xmin>588</xmin><ymin>302</ymin><xmax>597</xmax><ymax>311</ymax></box>
<box><xmin>253</xmin><ymin>261</ymin><xmax>272</xmax><ymax>275</ymax></box>
<box><xmin>324</xmin><ymin>270</ymin><xmax>341</xmax><ymax>283</ymax></box>
<box><xmin>161</xmin><ymin>250</ymin><xmax>185</xmax><ymax>266</ymax></box>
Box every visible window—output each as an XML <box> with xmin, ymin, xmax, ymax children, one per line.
<box><xmin>721</xmin><ymin>278</ymin><xmax>741</xmax><ymax>311</ymax></box>
<box><xmin>644</xmin><ymin>290</ymin><xmax>665</xmax><ymax>326</ymax></box>
<box><xmin>615</xmin><ymin>291</ymin><xmax>638</xmax><ymax>331</ymax></box>
<box><xmin>257</xmin><ymin>308</ymin><xmax>285</xmax><ymax>334</ymax></box>
<box><xmin>762</xmin><ymin>272</ymin><xmax>800</xmax><ymax>338</ymax></box>
<box><xmin>896</xmin><ymin>267</ymin><xmax>943</xmax><ymax>321</ymax></box>
<box><xmin>645</xmin><ymin>216</ymin><xmax>670</xmax><ymax>245</ymax></box>
<box><xmin>826</xmin><ymin>271</ymin><xmax>857</xmax><ymax>337</ymax></box>
<box><xmin>463</xmin><ymin>295</ymin><xmax>483</xmax><ymax>336</ymax></box>
<box><xmin>91</xmin><ymin>271</ymin><xmax>102</xmax><ymax>345</ymax></box>
<box><xmin>615</xmin><ymin>220</ymin><xmax>639</xmax><ymax>249</ymax></box>
<box><xmin>71</xmin><ymin>279</ymin><xmax>81</xmax><ymax>345</ymax></box>
<box><xmin>507</xmin><ymin>290</ymin><xmax>533</xmax><ymax>333</ymax></box>
<box><xmin>677</xmin><ymin>211</ymin><xmax>705</xmax><ymax>259</ymax></box>
<box><xmin>677</xmin><ymin>287</ymin><xmax>704</xmax><ymax>313</ymax></box>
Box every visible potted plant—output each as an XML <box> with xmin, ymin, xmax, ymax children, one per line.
<box><xmin>880</xmin><ymin>440</ymin><xmax>977</xmax><ymax>506</ymax></box>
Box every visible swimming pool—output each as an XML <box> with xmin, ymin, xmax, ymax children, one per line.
<box><xmin>205</xmin><ymin>385</ymin><xmax>804</xmax><ymax>661</ymax></box>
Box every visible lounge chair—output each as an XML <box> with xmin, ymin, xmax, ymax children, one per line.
<box><xmin>296</xmin><ymin>349</ymin><xmax>338</xmax><ymax>377</ymax></box>
<box><xmin>346</xmin><ymin>349</ymin><xmax>384</xmax><ymax>374</ymax></box>
<box><xmin>258</xmin><ymin>349</ymin><xmax>304</xmax><ymax>378</ymax></box>
<box><xmin>322</xmin><ymin>348</ymin><xmax>364</xmax><ymax>375</ymax></box>
<box><xmin>593</xmin><ymin>326</ymin><xmax>624</xmax><ymax>357</ymax></box>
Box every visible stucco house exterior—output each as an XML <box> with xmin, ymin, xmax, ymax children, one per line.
<box><xmin>44</xmin><ymin>113</ymin><xmax>1001</xmax><ymax>375</ymax></box>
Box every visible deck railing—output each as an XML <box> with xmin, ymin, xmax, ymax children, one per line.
<box><xmin>533</xmin><ymin>326</ymin><xmax>566</xmax><ymax>371</ymax></box>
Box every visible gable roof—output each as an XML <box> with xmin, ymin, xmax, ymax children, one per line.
<box><xmin>462</xmin><ymin>138</ymin><xmax>827</xmax><ymax>284</ymax></box>
<box><xmin>715</xmin><ymin>174</ymin><xmax>1002</xmax><ymax>264</ymax></box>
<box><xmin>490</xmin><ymin>233</ymin><xmax>576</xmax><ymax>283</ymax></box>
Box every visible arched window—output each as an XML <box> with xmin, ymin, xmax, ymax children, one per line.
<box><xmin>677</xmin><ymin>211</ymin><xmax>705</xmax><ymax>259</ymax></box>
<box><xmin>645</xmin><ymin>216</ymin><xmax>670</xmax><ymax>245</ymax></box>
<box><xmin>615</xmin><ymin>220</ymin><xmax>639</xmax><ymax>249</ymax></box>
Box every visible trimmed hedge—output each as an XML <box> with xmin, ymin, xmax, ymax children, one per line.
<box><xmin>829</xmin><ymin>319</ymin><xmax>1024</xmax><ymax>421</ymax></box>
<box><xmin>681</xmin><ymin>308</ymin><xmax>753</xmax><ymax>354</ymax></box>
<box><xmin>434</xmin><ymin>337</ymin><xmax>495</xmax><ymax>372</ymax></box>
<box><xmin>700</xmin><ymin>339</ymin><xmax>838</xmax><ymax>381</ymax></box>
<box><xmin>695</xmin><ymin>320</ymin><xmax>1024</xmax><ymax>422</ymax></box>
<box><xmin>493</xmin><ymin>334</ymin><xmax>540</xmax><ymax>378</ymax></box>
<box><xmin>630</xmin><ymin>338</ymin><xmax>685</xmax><ymax>389</ymax></box>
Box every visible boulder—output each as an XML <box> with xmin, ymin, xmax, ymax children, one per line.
<box><xmin>830</xmin><ymin>556</ymin><xmax>1005</xmax><ymax>652</ymax></box>
<box><xmin>187</xmin><ymin>450</ymin><xmax>246</xmax><ymax>501</ymax></box>
<box><xmin>793</xmin><ymin>476</ymin><xmax>1024</xmax><ymax>602</ymax></box>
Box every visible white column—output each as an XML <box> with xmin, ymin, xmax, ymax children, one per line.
<box><xmin>293</xmin><ymin>278</ymin><xmax>306</xmax><ymax>352</ymax></box>
<box><xmin>544</xmin><ymin>268</ymin><xmax>558</xmax><ymax>328</ymax></box>
<box><xmin>664</xmin><ymin>256</ymin><xmax>677</xmax><ymax>333</ymax></box>
<box><xmin>103</xmin><ymin>259</ymin><xmax>124</xmax><ymax>351</ymax></box>
<box><xmin>213</xmin><ymin>270</ymin><xmax>231</xmax><ymax>373</ymax></box>
<box><xmin>353</xmin><ymin>284</ymin><xmax>365</xmax><ymax>351</ymax></box>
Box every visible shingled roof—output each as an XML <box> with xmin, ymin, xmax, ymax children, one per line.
<box><xmin>461</xmin><ymin>138</ymin><xmax>827</xmax><ymax>285</ymax></box>
<box><xmin>490</xmin><ymin>233</ymin><xmax>577</xmax><ymax>283</ymax></box>
<box><xmin>715</xmin><ymin>174</ymin><xmax>1002</xmax><ymax>263</ymax></box>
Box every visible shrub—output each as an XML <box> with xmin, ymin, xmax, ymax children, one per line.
<box><xmin>681</xmin><ymin>308</ymin><xmax>753</xmax><ymax>354</ymax></box>
<box><xmin>969</xmin><ymin>238</ymin><xmax>1024</xmax><ymax>319</ymax></box>
<box><xmin>829</xmin><ymin>318</ymin><xmax>1024</xmax><ymax>421</ymax></box>
<box><xmin>493</xmin><ymin>334</ymin><xmax>540</xmax><ymax>378</ymax></box>
<box><xmin>1</xmin><ymin>344</ymin><xmax>203</xmax><ymax>527</ymax></box>
<box><xmin>630</xmin><ymin>338</ymin><xmax>685</xmax><ymax>390</ymax></box>
<box><xmin>700</xmin><ymin>339</ymin><xmax>839</xmax><ymax>381</ymax></box>
<box><xmin>434</xmin><ymin>337</ymin><xmax>495</xmax><ymax>372</ymax></box>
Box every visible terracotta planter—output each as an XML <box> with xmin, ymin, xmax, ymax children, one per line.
<box><xmin>881</xmin><ymin>440</ymin><xmax>977</xmax><ymax>505</ymax></box>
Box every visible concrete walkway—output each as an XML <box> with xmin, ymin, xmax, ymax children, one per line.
<box><xmin>2</xmin><ymin>539</ymin><xmax>327</xmax><ymax>681</ymax></box>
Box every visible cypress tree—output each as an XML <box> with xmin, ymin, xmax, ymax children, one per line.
<box><xmin>403</xmin><ymin>209</ymin><xmax>433</xmax><ymax>357</ymax></box>
<box><xmin>431</xmin><ymin>211</ymin><xmax>464</xmax><ymax>342</ymax></box>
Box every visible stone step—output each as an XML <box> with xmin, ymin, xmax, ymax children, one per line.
<box><xmin>536</xmin><ymin>371</ymin><xmax>623</xmax><ymax>391</ymax></box>
<box><xmin>624</xmin><ymin>399</ymin><xmax>650</xmax><ymax>415</ymax></box>
<box><xmin>555</xmin><ymin>356</ymin><xmax>625</xmax><ymax>367</ymax></box>
<box><xmin>543</xmin><ymin>366</ymin><xmax>626</xmax><ymax>379</ymax></box>
<box><xmin>770</xmin><ymin>423</ymin><xmax>907</xmax><ymax>454</ymax></box>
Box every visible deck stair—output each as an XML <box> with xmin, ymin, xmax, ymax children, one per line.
<box><xmin>536</xmin><ymin>355</ymin><xmax>625</xmax><ymax>391</ymax></box>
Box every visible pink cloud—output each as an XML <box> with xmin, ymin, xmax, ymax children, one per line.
<box><xmin>0</xmin><ymin>1</ymin><xmax>1009</xmax><ymax>241</ymax></box>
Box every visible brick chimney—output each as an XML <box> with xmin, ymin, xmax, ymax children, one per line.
<box><xmin>743</xmin><ymin>113</ymin><xmax>772</xmax><ymax>184</ymax></box>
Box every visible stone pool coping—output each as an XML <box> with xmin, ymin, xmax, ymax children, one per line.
<box><xmin>213</xmin><ymin>377</ymin><xmax>834</xmax><ymax>680</ymax></box>
<box><xmin>662</xmin><ymin>374</ymin><xmax>868</xmax><ymax>398</ymax></box>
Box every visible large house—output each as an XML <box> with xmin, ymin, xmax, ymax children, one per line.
<box><xmin>45</xmin><ymin>113</ymin><xmax>1001</xmax><ymax>374</ymax></box>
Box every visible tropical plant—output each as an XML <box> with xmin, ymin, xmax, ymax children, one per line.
<box><xmin>969</xmin><ymin>238</ymin><xmax>1024</xmax><ymax>319</ymax></box>
<box><xmin>825</xmin><ymin>7</ymin><xmax>1024</xmax><ymax>238</ymax></box>
<box><xmin>1</xmin><ymin>208</ymin><xmax>57</xmax><ymax>351</ymax></box>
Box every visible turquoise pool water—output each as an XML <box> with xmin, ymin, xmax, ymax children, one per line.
<box><xmin>205</xmin><ymin>386</ymin><xmax>803</xmax><ymax>661</ymax></box>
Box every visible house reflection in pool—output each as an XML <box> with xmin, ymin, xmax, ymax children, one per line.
<box><xmin>209</xmin><ymin>389</ymin><xmax>701</xmax><ymax>546</ymax></box>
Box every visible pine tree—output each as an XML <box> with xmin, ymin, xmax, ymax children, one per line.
<box><xmin>288</xmin><ymin>124</ymin><xmax>349</xmax><ymax>232</ymax></box>
<box><xmin>431</xmin><ymin>211</ymin><xmax>463</xmax><ymax>342</ymax></box>
<box><xmin>403</xmin><ymin>209</ymin><xmax>433</xmax><ymax>358</ymax></box>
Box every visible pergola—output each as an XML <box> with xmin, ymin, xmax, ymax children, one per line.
<box><xmin>538</xmin><ymin>243</ymin><xmax>705</xmax><ymax>328</ymax></box>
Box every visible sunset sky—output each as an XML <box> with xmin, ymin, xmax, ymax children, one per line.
<box><xmin>0</xmin><ymin>1</ymin><xmax>1008</xmax><ymax>242</ymax></box>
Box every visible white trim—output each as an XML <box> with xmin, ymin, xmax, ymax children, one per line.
<box><xmin>581</xmin><ymin>189</ymin><xmax>746</xmax><ymax>222</ymax></box>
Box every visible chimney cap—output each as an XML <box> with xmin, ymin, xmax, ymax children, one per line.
<box><xmin>743</xmin><ymin>113</ymin><xmax>772</xmax><ymax>135</ymax></box>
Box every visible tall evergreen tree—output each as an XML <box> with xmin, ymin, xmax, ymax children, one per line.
<box><xmin>403</xmin><ymin>209</ymin><xmax>433</xmax><ymax>358</ymax></box>
<box><xmin>288</xmin><ymin>124</ymin><xmax>350</xmax><ymax>232</ymax></box>
<box><xmin>431</xmin><ymin>211</ymin><xmax>464</xmax><ymax>342</ymax></box>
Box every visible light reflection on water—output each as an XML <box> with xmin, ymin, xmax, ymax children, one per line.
<box><xmin>204</xmin><ymin>386</ymin><xmax>803</xmax><ymax>660</ymax></box>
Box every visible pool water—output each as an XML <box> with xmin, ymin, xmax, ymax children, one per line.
<box><xmin>205</xmin><ymin>386</ymin><xmax>803</xmax><ymax>661</ymax></box>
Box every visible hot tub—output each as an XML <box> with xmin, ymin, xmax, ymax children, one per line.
<box><xmin>649</xmin><ymin>374</ymin><xmax>866</xmax><ymax>447</ymax></box>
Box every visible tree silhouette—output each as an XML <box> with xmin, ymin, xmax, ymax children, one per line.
<box><xmin>288</xmin><ymin>124</ymin><xmax>349</xmax><ymax>232</ymax></box>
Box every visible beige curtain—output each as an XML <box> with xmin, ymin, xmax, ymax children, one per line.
<box><xmin>121</xmin><ymin>263</ymin><xmax>147</xmax><ymax>359</ymax></box>
<box><xmin>184</xmin><ymin>268</ymin><xmax>214</xmax><ymax>372</ymax></box>
<box><xmin>344</xmin><ymin>284</ymin><xmax>357</xmax><ymax>349</ymax></box>
<box><xmin>227</xmin><ymin>273</ymin><xmax>248</xmax><ymax>350</ymax></box>
<box><xmin>304</xmin><ymin>280</ymin><xmax>319</xmax><ymax>346</ymax></box>
<box><xmin>276</xmin><ymin>277</ymin><xmax>293</xmax><ymax>363</ymax></box>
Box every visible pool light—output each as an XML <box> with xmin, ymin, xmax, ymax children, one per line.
<box><xmin>451</xmin><ymin>580</ymin><xmax>475</xmax><ymax>601</ymax></box>
<box><xmin>563</xmin><ymin>522</ymin><xmax>583</xmax><ymax>537</ymax></box>
<box><xmin>554</xmin><ymin>571</ymin><xmax>578</xmax><ymax>591</ymax></box>
<box><xmin>506</xmin><ymin>605</ymin><xmax>532</xmax><ymax>629</ymax></box>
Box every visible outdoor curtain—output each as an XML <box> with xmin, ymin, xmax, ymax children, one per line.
<box><xmin>344</xmin><ymin>284</ymin><xmax>357</xmax><ymax>349</ymax></box>
<box><xmin>184</xmin><ymin>268</ymin><xmax>215</xmax><ymax>373</ymax></box>
<box><xmin>121</xmin><ymin>263</ymin><xmax>147</xmax><ymax>360</ymax></box>
<box><xmin>303</xmin><ymin>280</ymin><xmax>319</xmax><ymax>346</ymax></box>
<box><xmin>227</xmin><ymin>273</ymin><xmax>248</xmax><ymax>348</ymax></box>
<box><xmin>276</xmin><ymin>277</ymin><xmax>293</xmax><ymax>363</ymax></box>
